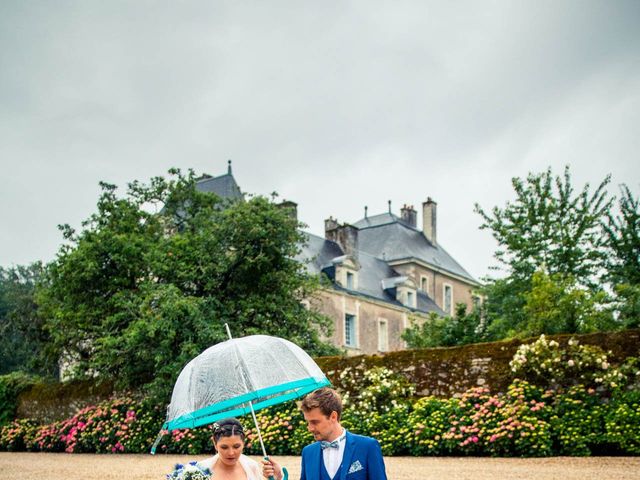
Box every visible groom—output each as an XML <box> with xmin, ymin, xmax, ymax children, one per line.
<box><xmin>262</xmin><ymin>387</ymin><xmax>387</xmax><ymax>480</ymax></box>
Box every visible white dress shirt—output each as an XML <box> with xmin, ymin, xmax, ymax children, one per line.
<box><xmin>322</xmin><ymin>429</ymin><xmax>347</xmax><ymax>479</ymax></box>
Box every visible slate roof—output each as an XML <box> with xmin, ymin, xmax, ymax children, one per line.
<box><xmin>298</xmin><ymin>232</ymin><xmax>446</xmax><ymax>316</ymax></box>
<box><xmin>195</xmin><ymin>173</ymin><xmax>243</xmax><ymax>202</ymax></box>
<box><xmin>355</xmin><ymin>212</ymin><xmax>478</xmax><ymax>285</ymax></box>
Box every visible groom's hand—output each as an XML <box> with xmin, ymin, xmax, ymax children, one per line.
<box><xmin>262</xmin><ymin>457</ymin><xmax>283</xmax><ymax>480</ymax></box>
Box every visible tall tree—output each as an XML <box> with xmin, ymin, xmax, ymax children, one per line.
<box><xmin>603</xmin><ymin>184</ymin><xmax>640</xmax><ymax>286</ymax></box>
<box><xmin>475</xmin><ymin>166</ymin><xmax>614</xmax><ymax>339</ymax></box>
<box><xmin>475</xmin><ymin>166</ymin><xmax>612</xmax><ymax>289</ymax></box>
<box><xmin>0</xmin><ymin>262</ymin><xmax>53</xmax><ymax>376</ymax></box>
<box><xmin>38</xmin><ymin>169</ymin><xmax>336</xmax><ymax>393</ymax></box>
<box><xmin>603</xmin><ymin>184</ymin><xmax>640</xmax><ymax>329</ymax></box>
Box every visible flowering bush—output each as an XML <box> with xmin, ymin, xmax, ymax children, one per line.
<box><xmin>244</xmin><ymin>402</ymin><xmax>312</xmax><ymax>456</ymax></box>
<box><xmin>403</xmin><ymin>397</ymin><xmax>455</xmax><ymax>456</ymax></box>
<box><xmin>510</xmin><ymin>335</ymin><xmax>637</xmax><ymax>392</ymax></box>
<box><xmin>0</xmin><ymin>419</ymin><xmax>39</xmax><ymax>451</ymax></box>
<box><xmin>548</xmin><ymin>385</ymin><xmax>604</xmax><ymax>455</ymax></box>
<box><xmin>1</xmin><ymin>363</ymin><xmax>639</xmax><ymax>457</ymax></box>
<box><xmin>339</xmin><ymin>366</ymin><xmax>415</xmax><ymax>446</ymax></box>
<box><xmin>441</xmin><ymin>382</ymin><xmax>553</xmax><ymax>457</ymax></box>
<box><xmin>602</xmin><ymin>388</ymin><xmax>640</xmax><ymax>454</ymax></box>
<box><xmin>340</xmin><ymin>366</ymin><xmax>415</xmax><ymax>413</ymax></box>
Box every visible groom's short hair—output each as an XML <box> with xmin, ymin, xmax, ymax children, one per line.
<box><xmin>301</xmin><ymin>387</ymin><xmax>343</xmax><ymax>420</ymax></box>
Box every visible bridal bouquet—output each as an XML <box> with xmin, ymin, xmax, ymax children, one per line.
<box><xmin>166</xmin><ymin>461</ymin><xmax>211</xmax><ymax>480</ymax></box>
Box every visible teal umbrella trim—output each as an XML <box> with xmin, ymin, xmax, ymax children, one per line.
<box><xmin>165</xmin><ymin>376</ymin><xmax>331</xmax><ymax>431</ymax></box>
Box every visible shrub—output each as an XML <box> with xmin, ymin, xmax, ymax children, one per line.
<box><xmin>603</xmin><ymin>388</ymin><xmax>640</xmax><ymax>454</ymax></box>
<box><xmin>0</xmin><ymin>372</ymin><xmax>40</xmax><ymax>426</ymax></box>
<box><xmin>404</xmin><ymin>396</ymin><xmax>457</xmax><ymax>456</ymax></box>
<box><xmin>0</xmin><ymin>418</ymin><xmax>40</xmax><ymax>451</ymax></box>
<box><xmin>244</xmin><ymin>402</ymin><xmax>310</xmax><ymax>456</ymax></box>
<box><xmin>510</xmin><ymin>334</ymin><xmax>637</xmax><ymax>392</ymax></box>
<box><xmin>441</xmin><ymin>381</ymin><xmax>553</xmax><ymax>457</ymax></box>
<box><xmin>548</xmin><ymin>385</ymin><xmax>604</xmax><ymax>456</ymax></box>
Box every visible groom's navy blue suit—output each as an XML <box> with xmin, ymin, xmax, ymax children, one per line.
<box><xmin>300</xmin><ymin>431</ymin><xmax>387</xmax><ymax>480</ymax></box>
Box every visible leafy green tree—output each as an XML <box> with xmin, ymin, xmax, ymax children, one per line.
<box><xmin>475</xmin><ymin>166</ymin><xmax>611</xmax><ymax>288</ymax></box>
<box><xmin>611</xmin><ymin>283</ymin><xmax>640</xmax><ymax>329</ymax></box>
<box><xmin>475</xmin><ymin>166</ymin><xmax>614</xmax><ymax>338</ymax></box>
<box><xmin>603</xmin><ymin>184</ymin><xmax>640</xmax><ymax>286</ymax></box>
<box><xmin>521</xmin><ymin>271</ymin><xmax>615</xmax><ymax>336</ymax></box>
<box><xmin>0</xmin><ymin>263</ymin><xmax>54</xmax><ymax>376</ymax></box>
<box><xmin>401</xmin><ymin>313</ymin><xmax>445</xmax><ymax>349</ymax></box>
<box><xmin>38</xmin><ymin>169</ymin><xmax>336</xmax><ymax>394</ymax></box>
<box><xmin>402</xmin><ymin>304</ymin><xmax>486</xmax><ymax>348</ymax></box>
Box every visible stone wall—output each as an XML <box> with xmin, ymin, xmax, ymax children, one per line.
<box><xmin>17</xmin><ymin>380</ymin><xmax>115</xmax><ymax>423</ymax></box>
<box><xmin>16</xmin><ymin>329</ymin><xmax>639</xmax><ymax>422</ymax></box>
<box><xmin>316</xmin><ymin>329</ymin><xmax>640</xmax><ymax>398</ymax></box>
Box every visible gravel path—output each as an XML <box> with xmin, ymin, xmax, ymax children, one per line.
<box><xmin>2</xmin><ymin>453</ymin><xmax>640</xmax><ymax>479</ymax></box>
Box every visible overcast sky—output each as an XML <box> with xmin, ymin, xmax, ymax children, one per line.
<box><xmin>1</xmin><ymin>1</ymin><xmax>639</xmax><ymax>280</ymax></box>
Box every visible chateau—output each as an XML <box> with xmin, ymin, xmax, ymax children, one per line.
<box><xmin>198</xmin><ymin>162</ymin><xmax>481</xmax><ymax>355</ymax></box>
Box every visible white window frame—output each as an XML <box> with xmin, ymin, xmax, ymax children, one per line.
<box><xmin>406</xmin><ymin>290</ymin><xmax>415</xmax><ymax>308</ymax></box>
<box><xmin>443</xmin><ymin>283</ymin><xmax>453</xmax><ymax>315</ymax></box>
<box><xmin>346</xmin><ymin>271</ymin><xmax>354</xmax><ymax>290</ymax></box>
<box><xmin>420</xmin><ymin>275</ymin><xmax>429</xmax><ymax>293</ymax></box>
<box><xmin>344</xmin><ymin>313</ymin><xmax>357</xmax><ymax>348</ymax></box>
<box><xmin>472</xmin><ymin>294</ymin><xmax>482</xmax><ymax>310</ymax></box>
<box><xmin>378</xmin><ymin>318</ymin><xmax>389</xmax><ymax>352</ymax></box>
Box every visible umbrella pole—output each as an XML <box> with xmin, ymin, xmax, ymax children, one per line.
<box><xmin>224</xmin><ymin>324</ymin><xmax>268</xmax><ymax>457</ymax></box>
<box><xmin>249</xmin><ymin>401</ymin><xmax>269</xmax><ymax>458</ymax></box>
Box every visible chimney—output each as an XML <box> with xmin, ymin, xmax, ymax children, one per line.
<box><xmin>400</xmin><ymin>204</ymin><xmax>417</xmax><ymax>228</ymax></box>
<box><xmin>422</xmin><ymin>197</ymin><xmax>437</xmax><ymax>246</ymax></box>
<box><xmin>325</xmin><ymin>216</ymin><xmax>338</xmax><ymax>236</ymax></box>
<box><xmin>325</xmin><ymin>218</ymin><xmax>358</xmax><ymax>256</ymax></box>
<box><xmin>278</xmin><ymin>200</ymin><xmax>298</xmax><ymax>222</ymax></box>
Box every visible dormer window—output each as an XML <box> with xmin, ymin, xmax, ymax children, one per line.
<box><xmin>383</xmin><ymin>276</ymin><xmax>417</xmax><ymax>309</ymax></box>
<box><xmin>407</xmin><ymin>291</ymin><xmax>415</xmax><ymax>308</ymax></box>
<box><xmin>329</xmin><ymin>255</ymin><xmax>360</xmax><ymax>291</ymax></box>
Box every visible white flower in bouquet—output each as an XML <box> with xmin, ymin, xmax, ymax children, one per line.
<box><xmin>166</xmin><ymin>461</ymin><xmax>211</xmax><ymax>480</ymax></box>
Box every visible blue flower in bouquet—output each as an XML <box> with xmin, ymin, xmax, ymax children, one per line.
<box><xmin>166</xmin><ymin>461</ymin><xmax>211</xmax><ymax>480</ymax></box>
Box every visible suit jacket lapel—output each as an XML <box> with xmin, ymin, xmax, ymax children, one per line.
<box><xmin>340</xmin><ymin>431</ymin><xmax>356</xmax><ymax>480</ymax></box>
<box><xmin>314</xmin><ymin>442</ymin><xmax>323</xmax><ymax>480</ymax></box>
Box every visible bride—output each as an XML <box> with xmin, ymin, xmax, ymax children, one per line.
<box><xmin>198</xmin><ymin>418</ymin><xmax>262</xmax><ymax>480</ymax></box>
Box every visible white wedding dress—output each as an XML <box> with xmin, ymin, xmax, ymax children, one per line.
<box><xmin>198</xmin><ymin>454</ymin><xmax>263</xmax><ymax>480</ymax></box>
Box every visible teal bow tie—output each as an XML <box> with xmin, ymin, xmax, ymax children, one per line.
<box><xmin>321</xmin><ymin>440</ymin><xmax>340</xmax><ymax>450</ymax></box>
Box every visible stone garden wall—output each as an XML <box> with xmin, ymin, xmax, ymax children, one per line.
<box><xmin>16</xmin><ymin>329</ymin><xmax>640</xmax><ymax>422</ymax></box>
<box><xmin>316</xmin><ymin>329</ymin><xmax>640</xmax><ymax>398</ymax></box>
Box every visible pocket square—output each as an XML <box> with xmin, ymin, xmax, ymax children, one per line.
<box><xmin>348</xmin><ymin>460</ymin><xmax>363</xmax><ymax>474</ymax></box>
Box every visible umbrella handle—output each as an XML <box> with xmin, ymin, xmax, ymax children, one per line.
<box><xmin>263</xmin><ymin>456</ymin><xmax>288</xmax><ymax>480</ymax></box>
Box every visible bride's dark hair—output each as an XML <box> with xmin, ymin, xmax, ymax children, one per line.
<box><xmin>212</xmin><ymin>417</ymin><xmax>245</xmax><ymax>443</ymax></box>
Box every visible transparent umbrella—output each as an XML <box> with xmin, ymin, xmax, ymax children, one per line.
<box><xmin>151</xmin><ymin>327</ymin><xmax>330</xmax><ymax>461</ymax></box>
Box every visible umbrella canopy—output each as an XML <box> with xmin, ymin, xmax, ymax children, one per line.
<box><xmin>162</xmin><ymin>334</ymin><xmax>330</xmax><ymax>432</ymax></box>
